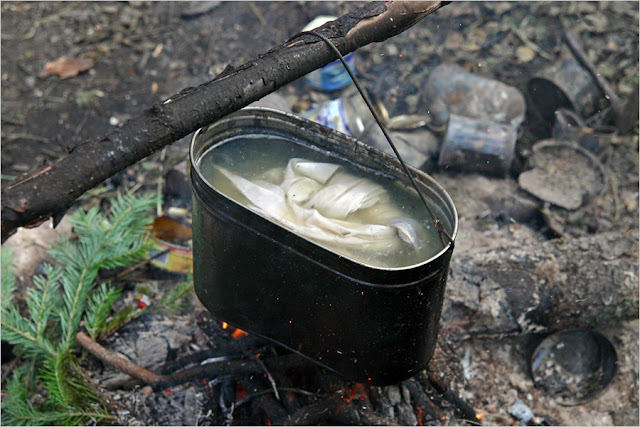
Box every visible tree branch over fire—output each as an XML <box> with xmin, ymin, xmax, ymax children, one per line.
<box><xmin>1</xmin><ymin>1</ymin><xmax>448</xmax><ymax>242</ymax></box>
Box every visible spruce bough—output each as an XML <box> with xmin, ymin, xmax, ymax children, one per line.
<box><xmin>1</xmin><ymin>191</ymin><xmax>158</xmax><ymax>425</ymax></box>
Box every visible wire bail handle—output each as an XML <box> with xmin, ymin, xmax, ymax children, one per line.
<box><xmin>300</xmin><ymin>30</ymin><xmax>454</xmax><ymax>248</ymax></box>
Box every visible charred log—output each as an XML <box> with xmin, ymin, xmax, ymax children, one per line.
<box><xmin>442</xmin><ymin>231</ymin><xmax>638</xmax><ymax>339</ymax></box>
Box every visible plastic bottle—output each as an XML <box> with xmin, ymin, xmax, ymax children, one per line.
<box><xmin>302</xmin><ymin>16</ymin><xmax>357</xmax><ymax>92</ymax></box>
<box><xmin>301</xmin><ymin>88</ymin><xmax>378</xmax><ymax>139</ymax></box>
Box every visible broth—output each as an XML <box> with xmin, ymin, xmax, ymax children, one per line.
<box><xmin>197</xmin><ymin>134</ymin><xmax>444</xmax><ymax>268</ymax></box>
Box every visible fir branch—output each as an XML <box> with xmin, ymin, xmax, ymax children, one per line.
<box><xmin>84</xmin><ymin>283</ymin><xmax>122</xmax><ymax>340</ymax></box>
<box><xmin>2</xmin><ymin>369</ymin><xmax>115</xmax><ymax>426</ymax></box>
<box><xmin>152</xmin><ymin>277</ymin><xmax>194</xmax><ymax>316</ymax></box>
<box><xmin>27</xmin><ymin>264</ymin><xmax>63</xmax><ymax>340</ymax></box>
<box><xmin>57</xmin><ymin>259</ymin><xmax>100</xmax><ymax>353</ymax></box>
<box><xmin>1</xmin><ymin>190</ymin><xmax>158</xmax><ymax>425</ymax></box>
<box><xmin>51</xmin><ymin>192</ymin><xmax>158</xmax><ymax>352</ymax></box>
<box><xmin>97</xmin><ymin>305</ymin><xmax>141</xmax><ymax>341</ymax></box>
<box><xmin>40</xmin><ymin>354</ymin><xmax>101</xmax><ymax>409</ymax></box>
<box><xmin>1</xmin><ymin>247</ymin><xmax>16</xmax><ymax>310</ymax></box>
<box><xmin>1</xmin><ymin>305</ymin><xmax>57</xmax><ymax>358</ymax></box>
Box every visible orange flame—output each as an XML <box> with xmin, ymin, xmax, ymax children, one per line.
<box><xmin>231</xmin><ymin>328</ymin><xmax>248</xmax><ymax>340</ymax></box>
<box><xmin>221</xmin><ymin>321</ymin><xmax>247</xmax><ymax>339</ymax></box>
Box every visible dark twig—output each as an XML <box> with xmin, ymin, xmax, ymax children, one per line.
<box><xmin>426</xmin><ymin>374</ymin><xmax>481</xmax><ymax>424</ymax></box>
<box><xmin>279</xmin><ymin>396</ymin><xmax>341</xmax><ymax>426</ymax></box>
<box><xmin>253</xmin><ymin>354</ymin><xmax>280</xmax><ymax>401</ymax></box>
<box><xmin>278</xmin><ymin>394</ymin><xmax>398</xmax><ymax>426</ymax></box>
<box><xmin>76</xmin><ymin>331</ymin><xmax>306</xmax><ymax>393</ymax></box>
<box><xmin>403</xmin><ymin>378</ymin><xmax>443</xmax><ymax>424</ymax></box>
<box><xmin>236</xmin><ymin>387</ymin><xmax>319</xmax><ymax>408</ymax></box>
<box><xmin>1</xmin><ymin>358</ymin><xmax>19</xmax><ymax>386</ymax></box>
<box><xmin>112</xmin><ymin>248</ymin><xmax>170</xmax><ymax>281</ymax></box>
<box><xmin>3</xmin><ymin>133</ymin><xmax>50</xmax><ymax>143</ymax></box>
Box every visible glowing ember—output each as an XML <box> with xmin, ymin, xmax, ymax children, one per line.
<box><xmin>342</xmin><ymin>383</ymin><xmax>366</xmax><ymax>402</ymax></box>
<box><xmin>235</xmin><ymin>381</ymin><xmax>247</xmax><ymax>402</ymax></box>
<box><xmin>220</xmin><ymin>321</ymin><xmax>248</xmax><ymax>339</ymax></box>
<box><xmin>231</xmin><ymin>328</ymin><xmax>248</xmax><ymax>340</ymax></box>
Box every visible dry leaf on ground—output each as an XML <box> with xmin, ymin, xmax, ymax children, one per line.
<box><xmin>42</xmin><ymin>55</ymin><xmax>94</xmax><ymax>79</ymax></box>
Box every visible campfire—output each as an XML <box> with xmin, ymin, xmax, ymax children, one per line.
<box><xmin>162</xmin><ymin>311</ymin><xmax>481</xmax><ymax>426</ymax></box>
<box><xmin>1</xmin><ymin>2</ymin><xmax>637</xmax><ymax>426</ymax></box>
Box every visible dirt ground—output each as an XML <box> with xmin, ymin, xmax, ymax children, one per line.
<box><xmin>1</xmin><ymin>1</ymin><xmax>639</xmax><ymax>426</ymax></box>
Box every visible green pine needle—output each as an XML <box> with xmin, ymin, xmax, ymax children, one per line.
<box><xmin>1</xmin><ymin>247</ymin><xmax>16</xmax><ymax>310</ymax></box>
<box><xmin>152</xmin><ymin>276</ymin><xmax>194</xmax><ymax>316</ymax></box>
<box><xmin>2</xmin><ymin>367</ymin><xmax>115</xmax><ymax>426</ymax></box>
<box><xmin>84</xmin><ymin>283</ymin><xmax>123</xmax><ymax>340</ymax></box>
<box><xmin>1</xmin><ymin>190</ymin><xmax>158</xmax><ymax>425</ymax></box>
<box><xmin>97</xmin><ymin>305</ymin><xmax>140</xmax><ymax>341</ymax></box>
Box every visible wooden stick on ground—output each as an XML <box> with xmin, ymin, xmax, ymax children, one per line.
<box><xmin>76</xmin><ymin>331</ymin><xmax>306</xmax><ymax>392</ymax></box>
<box><xmin>1</xmin><ymin>1</ymin><xmax>448</xmax><ymax>242</ymax></box>
<box><xmin>76</xmin><ymin>331</ymin><xmax>160</xmax><ymax>386</ymax></box>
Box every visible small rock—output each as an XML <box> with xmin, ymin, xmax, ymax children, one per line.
<box><xmin>396</xmin><ymin>402</ymin><xmax>418</xmax><ymax>426</ymax></box>
<box><xmin>507</xmin><ymin>390</ymin><xmax>534</xmax><ymax>425</ymax></box>
<box><xmin>401</xmin><ymin>384</ymin><xmax>411</xmax><ymax>404</ymax></box>
<box><xmin>387</xmin><ymin>385</ymin><xmax>402</xmax><ymax>406</ymax></box>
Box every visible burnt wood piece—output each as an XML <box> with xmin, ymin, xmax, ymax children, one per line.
<box><xmin>403</xmin><ymin>378</ymin><xmax>444</xmax><ymax>425</ymax></box>
<box><xmin>562</xmin><ymin>30</ymin><xmax>624</xmax><ymax>123</ymax></box>
<box><xmin>1</xmin><ymin>1</ymin><xmax>447</xmax><ymax>242</ymax></box>
<box><xmin>152</xmin><ymin>353</ymin><xmax>307</xmax><ymax>392</ymax></box>
<box><xmin>426</xmin><ymin>374</ymin><xmax>480</xmax><ymax>424</ymax></box>
<box><xmin>77</xmin><ymin>330</ymin><xmax>310</xmax><ymax>393</ymax></box>
<box><xmin>239</xmin><ymin>375</ymin><xmax>290</xmax><ymax>426</ymax></box>
<box><xmin>441</xmin><ymin>231</ymin><xmax>638</xmax><ymax>339</ymax></box>
<box><xmin>277</xmin><ymin>395</ymin><xmax>397</xmax><ymax>426</ymax></box>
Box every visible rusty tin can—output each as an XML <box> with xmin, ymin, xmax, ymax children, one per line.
<box><xmin>423</xmin><ymin>62</ymin><xmax>527</xmax><ymax>129</ymax></box>
<box><xmin>190</xmin><ymin>108</ymin><xmax>458</xmax><ymax>385</ymax></box>
<box><xmin>439</xmin><ymin>114</ymin><xmax>517</xmax><ymax>175</ymax></box>
<box><xmin>528</xmin><ymin>59</ymin><xmax>603</xmax><ymax>122</ymax></box>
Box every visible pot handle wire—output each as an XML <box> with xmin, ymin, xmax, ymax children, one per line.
<box><xmin>300</xmin><ymin>30</ymin><xmax>453</xmax><ymax>248</ymax></box>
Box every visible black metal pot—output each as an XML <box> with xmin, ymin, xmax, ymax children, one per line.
<box><xmin>190</xmin><ymin>108</ymin><xmax>458</xmax><ymax>385</ymax></box>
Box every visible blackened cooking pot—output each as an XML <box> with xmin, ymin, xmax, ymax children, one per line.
<box><xmin>190</xmin><ymin>108</ymin><xmax>458</xmax><ymax>385</ymax></box>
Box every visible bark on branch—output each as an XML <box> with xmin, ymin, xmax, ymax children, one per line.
<box><xmin>1</xmin><ymin>1</ymin><xmax>447</xmax><ymax>242</ymax></box>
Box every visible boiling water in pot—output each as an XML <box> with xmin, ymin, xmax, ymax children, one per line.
<box><xmin>197</xmin><ymin>134</ymin><xmax>444</xmax><ymax>269</ymax></box>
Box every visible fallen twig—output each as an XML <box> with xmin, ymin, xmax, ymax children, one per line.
<box><xmin>76</xmin><ymin>331</ymin><xmax>307</xmax><ymax>393</ymax></box>
<box><xmin>112</xmin><ymin>248</ymin><xmax>170</xmax><ymax>281</ymax></box>
<box><xmin>76</xmin><ymin>331</ymin><xmax>160</xmax><ymax>385</ymax></box>
<box><xmin>1</xmin><ymin>358</ymin><xmax>19</xmax><ymax>386</ymax></box>
<box><xmin>425</xmin><ymin>374</ymin><xmax>481</xmax><ymax>425</ymax></box>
